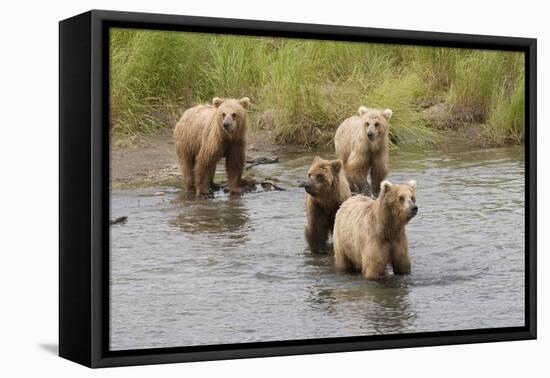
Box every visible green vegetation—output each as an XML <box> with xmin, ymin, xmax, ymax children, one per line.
<box><xmin>110</xmin><ymin>28</ymin><xmax>525</xmax><ymax>147</ymax></box>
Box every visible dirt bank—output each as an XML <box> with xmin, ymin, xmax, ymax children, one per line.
<box><xmin>110</xmin><ymin>129</ymin><xmax>290</xmax><ymax>190</ymax></box>
<box><xmin>110</xmin><ymin>120</ymin><xmax>487</xmax><ymax>190</ymax></box>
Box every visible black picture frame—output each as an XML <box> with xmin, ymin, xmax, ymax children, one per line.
<box><xmin>59</xmin><ymin>9</ymin><xmax>537</xmax><ymax>368</ymax></box>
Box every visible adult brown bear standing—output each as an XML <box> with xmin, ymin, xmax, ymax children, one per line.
<box><xmin>174</xmin><ymin>97</ymin><xmax>250</xmax><ymax>196</ymax></box>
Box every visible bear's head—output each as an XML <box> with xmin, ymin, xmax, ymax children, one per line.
<box><xmin>212</xmin><ymin>97</ymin><xmax>250</xmax><ymax>135</ymax></box>
<box><xmin>380</xmin><ymin>180</ymin><xmax>418</xmax><ymax>224</ymax></box>
<box><xmin>358</xmin><ymin>106</ymin><xmax>392</xmax><ymax>143</ymax></box>
<box><xmin>304</xmin><ymin>157</ymin><xmax>343</xmax><ymax>198</ymax></box>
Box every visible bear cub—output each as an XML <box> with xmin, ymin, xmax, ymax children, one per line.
<box><xmin>304</xmin><ymin>156</ymin><xmax>351</xmax><ymax>253</ymax></box>
<box><xmin>174</xmin><ymin>97</ymin><xmax>250</xmax><ymax>197</ymax></box>
<box><xmin>333</xmin><ymin>179</ymin><xmax>418</xmax><ymax>280</ymax></box>
<box><xmin>334</xmin><ymin>106</ymin><xmax>392</xmax><ymax>196</ymax></box>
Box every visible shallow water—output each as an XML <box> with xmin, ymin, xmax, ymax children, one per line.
<box><xmin>110</xmin><ymin>143</ymin><xmax>525</xmax><ymax>350</ymax></box>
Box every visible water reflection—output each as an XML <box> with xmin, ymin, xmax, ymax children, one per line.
<box><xmin>309</xmin><ymin>274</ymin><xmax>414</xmax><ymax>334</ymax></box>
<box><xmin>170</xmin><ymin>194</ymin><xmax>251</xmax><ymax>245</ymax></box>
<box><xmin>302</xmin><ymin>249</ymin><xmax>415</xmax><ymax>334</ymax></box>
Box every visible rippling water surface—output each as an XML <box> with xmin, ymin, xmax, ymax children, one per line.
<box><xmin>110</xmin><ymin>144</ymin><xmax>525</xmax><ymax>350</ymax></box>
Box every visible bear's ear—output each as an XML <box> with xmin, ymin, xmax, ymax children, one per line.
<box><xmin>381</xmin><ymin>180</ymin><xmax>392</xmax><ymax>195</ymax></box>
<box><xmin>239</xmin><ymin>97</ymin><xmax>250</xmax><ymax>109</ymax></box>
<box><xmin>358</xmin><ymin>106</ymin><xmax>368</xmax><ymax>116</ymax></box>
<box><xmin>406</xmin><ymin>179</ymin><xmax>417</xmax><ymax>190</ymax></box>
<box><xmin>312</xmin><ymin>156</ymin><xmax>322</xmax><ymax>164</ymax></box>
<box><xmin>212</xmin><ymin>97</ymin><xmax>223</xmax><ymax>108</ymax></box>
<box><xmin>331</xmin><ymin>159</ymin><xmax>343</xmax><ymax>173</ymax></box>
<box><xmin>382</xmin><ymin>109</ymin><xmax>393</xmax><ymax>121</ymax></box>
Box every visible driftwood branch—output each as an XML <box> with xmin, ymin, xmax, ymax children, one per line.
<box><xmin>110</xmin><ymin>216</ymin><xmax>128</xmax><ymax>225</ymax></box>
<box><xmin>245</xmin><ymin>156</ymin><xmax>279</xmax><ymax>170</ymax></box>
<box><xmin>218</xmin><ymin>175</ymin><xmax>286</xmax><ymax>193</ymax></box>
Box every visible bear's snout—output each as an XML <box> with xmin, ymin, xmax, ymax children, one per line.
<box><xmin>223</xmin><ymin>121</ymin><xmax>232</xmax><ymax>130</ymax></box>
<box><xmin>409</xmin><ymin>205</ymin><xmax>418</xmax><ymax>218</ymax></box>
<box><xmin>367</xmin><ymin>131</ymin><xmax>375</xmax><ymax>140</ymax></box>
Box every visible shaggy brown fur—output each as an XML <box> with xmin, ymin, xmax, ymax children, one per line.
<box><xmin>174</xmin><ymin>97</ymin><xmax>250</xmax><ymax>196</ymax></box>
<box><xmin>304</xmin><ymin>157</ymin><xmax>351</xmax><ymax>253</ymax></box>
<box><xmin>334</xmin><ymin>106</ymin><xmax>392</xmax><ymax>196</ymax></box>
<box><xmin>333</xmin><ymin>179</ymin><xmax>418</xmax><ymax>280</ymax></box>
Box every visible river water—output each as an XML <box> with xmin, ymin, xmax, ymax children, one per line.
<box><xmin>110</xmin><ymin>143</ymin><xmax>525</xmax><ymax>350</ymax></box>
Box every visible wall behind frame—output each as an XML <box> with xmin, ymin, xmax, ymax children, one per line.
<box><xmin>0</xmin><ymin>0</ymin><xmax>546</xmax><ymax>377</ymax></box>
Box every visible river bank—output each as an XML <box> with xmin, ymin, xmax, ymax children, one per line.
<box><xmin>110</xmin><ymin>128</ymin><xmax>290</xmax><ymax>190</ymax></box>
<box><xmin>110</xmin><ymin>125</ymin><xmax>489</xmax><ymax>190</ymax></box>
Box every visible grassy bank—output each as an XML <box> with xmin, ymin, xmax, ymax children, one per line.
<box><xmin>110</xmin><ymin>28</ymin><xmax>525</xmax><ymax>148</ymax></box>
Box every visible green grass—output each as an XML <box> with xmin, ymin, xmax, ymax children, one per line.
<box><xmin>110</xmin><ymin>30</ymin><xmax>210</xmax><ymax>134</ymax></box>
<box><xmin>483</xmin><ymin>75</ymin><xmax>525</xmax><ymax>145</ymax></box>
<box><xmin>110</xmin><ymin>28</ymin><xmax>525</xmax><ymax>147</ymax></box>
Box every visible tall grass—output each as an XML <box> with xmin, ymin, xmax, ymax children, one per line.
<box><xmin>110</xmin><ymin>28</ymin><xmax>525</xmax><ymax>147</ymax></box>
<box><xmin>202</xmin><ymin>36</ymin><xmax>268</xmax><ymax>99</ymax></box>
<box><xmin>446</xmin><ymin>51</ymin><xmax>524</xmax><ymax>141</ymax></box>
<box><xmin>110</xmin><ymin>30</ymin><xmax>210</xmax><ymax>134</ymax></box>
<box><xmin>483</xmin><ymin>76</ymin><xmax>525</xmax><ymax>145</ymax></box>
<box><xmin>410</xmin><ymin>46</ymin><xmax>459</xmax><ymax>93</ymax></box>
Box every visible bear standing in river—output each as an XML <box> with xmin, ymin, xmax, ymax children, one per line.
<box><xmin>174</xmin><ymin>97</ymin><xmax>250</xmax><ymax>197</ymax></box>
<box><xmin>333</xmin><ymin>179</ymin><xmax>418</xmax><ymax>280</ymax></box>
<box><xmin>334</xmin><ymin>106</ymin><xmax>392</xmax><ymax>196</ymax></box>
<box><xmin>304</xmin><ymin>157</ymin><xmax>351</xmax><ymax>253</ymax></box>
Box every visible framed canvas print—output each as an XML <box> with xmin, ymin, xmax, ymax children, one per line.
<box><xmin>59</xmin><ymin>10</ymin><xmax>536</xmax><ymax>368</ymax></box>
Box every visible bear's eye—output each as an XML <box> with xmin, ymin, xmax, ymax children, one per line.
<box><xmin>222</xmin><ymin>112</ymin><xmax>226</xmax><ymax>117</ymax></box>
<box><xmin>411</xmin><ymin>196</ymin><xmax>416</xmax><ymax>203</ymax></box>
<box><xmin>399</xmin><ymin>195</ymin><xmax>405</xmax><ymax>204</ymax></box>
<box><xmin>231</xmin><ymin>113</ymin><xmax>236</xmax><ymax>118</ymax></box>
<box><xmin>375</xmin><ymin>122</ymin><xmax>380</xmax><ymax>128</ymax></box>
<box><xmin>316</xmin><ymin>174</ymin><xmax>324</xmax><ymax>182</ymax></box>
<box><xmin>365</xmin><ymin>122</ymin><xmax>369</xmax><ymax>127</ymax></box>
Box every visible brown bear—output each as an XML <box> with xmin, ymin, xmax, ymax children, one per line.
<box><xmin>334</xmin><ymin>106</ymin><xmax>392</xmax><ymax>196</ymax></box>
<box><xmin>333</xmin><ymin>179</ymin><xmax>417</xmax><ymax>280</ymax></box>
<box><xmin>174</xmin><ymin>97</ymin><xmax>250</xmax><ymax>197</ymax></box>
<box><xmin>304</xmin><ymin>156</ymin><xmax>351</xmax><ymax>253</ymax></box>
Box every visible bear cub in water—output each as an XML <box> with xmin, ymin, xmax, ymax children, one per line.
<box><xmin>333</xmin><ymin>179</ymin><xmax>418</xmax><ymax>280</ymax></box>
<box><xmin>304</xmin><ymin>156</ymin><xmax>351</xmax><ymax>253</ymax></box>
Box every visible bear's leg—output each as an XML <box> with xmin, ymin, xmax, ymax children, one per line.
<box><xmin>305</xmin><ymin>218</ymin><xmax>330</xmax><ymax>253</ymax></box>
<box><xmin>196</xmin><ymin>163</ymin><xmax>217</xmax><ymax>196</ymax></box>
<box><xmin>346</xmin><ymin>171</ymin><xmax>367</xmax><ymax>194</ymax></box>
<box><xmin>194</xmin><ymin>150</ymin><xmax>219</xmax><ymax>197</ymax></box>
<box><xmin>179</xmin><ymin>155</ymin><xmax>195</xmax><ymax>192</ymax></box>
<box><xmin>391</xmin><ymin>238</ymin><xmax>411</xmax><ymax>275</ymax></box>
<box><xmin>362</xmin><ymin>260</ymin><xmax>387</xmax><ymax>280</ymax></box>
<box><xmin>360</xmin><ymin>168</ymin><xmax>373</xmax><ymax>197</ymax></box>
<box><xmin>225</xmin><ymin>141</ymin><xmax>246</xmax><ymax>193</ymax></box>
<box><xmin>361</xmin><ymin>243</ymin><xmax>389</xmax><ymax>280</ymax></box>
<box><xmin>334</xmin><ymin>248</ymin><xmax>354</xmax><ymax>271</ymax></box>
<box><xmin>370</xmin><ymin>159</ymin><xmax>388</xmax><ymax>197</ymax></box>
<box><xmin>347</xmin><ymin>173</ymin><xmax>371</xmax><ymax>195</ymax></box>
<box><xmin>345</xmin><ymin>158</ymin><xmax>371</xmax><ymax>195</ymax></box>
<box><xmin>305</xmin><ymin>204</ymin><xmax>331</xmax><ymax>253</ymax></box>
